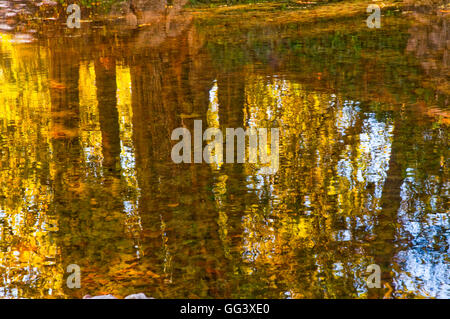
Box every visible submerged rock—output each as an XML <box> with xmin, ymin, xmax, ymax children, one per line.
<box><xmin>125</xmin><ymin>293</ymin><xmax>153</xmax><ymax>299</ymax></box>
<box><xmin>83</xmin><ymin>294</ymin><xmax>117</xmax><ymax>299</ymax></box>
<box><xmin>0</xmin><ymin>23</ymin><xmax>13</xmax><ymax>31</ymax></box>
<box><xmin>37</xmin><ymin>0</ymin><xmax>58</xmax><ymax>6</ymax></box>
<box><xmin>83</xmin><ymin>293</ymin><xmax>153</xmax><ymax>299</ymax></box>
<box><xmin>10</xmin><ymin>33</ymin><xmax>35</xmax><ymax>43</ymax></box>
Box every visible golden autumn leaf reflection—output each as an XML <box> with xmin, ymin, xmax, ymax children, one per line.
<box><xmin>0</xmin><ymin>10</ymin><xmax>448</xmax><ymax>299</ymax></box>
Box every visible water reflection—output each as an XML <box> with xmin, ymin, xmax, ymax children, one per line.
<box><xmin>0</xmin><ymin>11</ymin><xmax>448</xmax><ymax>298</ymax></box>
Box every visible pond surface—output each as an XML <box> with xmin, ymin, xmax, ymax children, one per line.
<box><xmin>0</xmin><ymin>7</ymin><xmax>448</xmax><ymax>298</ymax></box>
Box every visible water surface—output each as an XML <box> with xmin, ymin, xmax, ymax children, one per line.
<box><xmin>0</xmin><ymin>8</ymin><xmax>448</xmax><ymax>298</ymax></box>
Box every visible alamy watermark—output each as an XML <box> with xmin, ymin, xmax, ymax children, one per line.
<box><xmin>66</xmin><ymin>263</ymin><xmax>81</xmax><ymax>289</ymax></box>
<box><xmin>65</xmin><ymin>262</ymin><xmax>383</xmax><ymax>290</ymax></box>
<box><xmin>67</xmin><ymin>4</ymin><xmax>81</xmax><ymax>29</ymax></box>
<box><xmin>366</xmin><ymin>4</ymin><xmax>381</xmax><ymax>29</ymax></box>
<box><xmin>66</xmin><ymin>3</ymin><xmax>380</xmax><ymax>30</ymax></box>
<box><xmin>171</xmin><ymin>121</ymin><xmax>280</xmax><ymax>173</ymax></box>
<box><xmin>366</xmin><ymin>264</ymin><xmax>381</xmax><ymax>288</ymax></box>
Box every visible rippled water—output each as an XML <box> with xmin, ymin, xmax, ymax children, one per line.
<box><xmin>0</xmin><ymin>6</ymin><xmax>448</xmax><ymax>298</ymax></box>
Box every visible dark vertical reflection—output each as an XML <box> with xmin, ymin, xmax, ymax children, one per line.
<box><xmin>47</xmin><ymin>38</ymin><xmax>83</xmax><ymax>298</ymax></box>
<box><xmin>218</xmin><ymin>72</ymin><xmax>246</xmax><ymax>128</ymax></box>
<box><xmin>369</xmin><ymin>115</ymin><xmax>404</xmax><ymax>298</ymax></box>
<box><xmin>95</xmin><ymin>57</ymin><xmax>121</xmax><ymax>175</ymax></box>
<box><xmin>215</xmin><ymin>71</ymin><xmax>254</xmax><ymax>296</ymax></box>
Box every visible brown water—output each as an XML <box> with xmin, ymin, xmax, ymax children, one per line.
<box><xmin>0</xmin><ymin>7</ymin><xmax>448</xmax><ymax>298</ymax></box>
